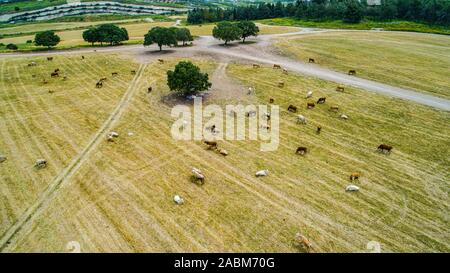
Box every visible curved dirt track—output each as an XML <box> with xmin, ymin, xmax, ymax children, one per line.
<box><xmin>1</xmin><ymin>29</ymin><xmax>449</xmax><ymax>111</ymax></box>
<box><xmin>0</xmin><ymin>64</ymin><xmax>147</xmax><ymax>251</ymax></box>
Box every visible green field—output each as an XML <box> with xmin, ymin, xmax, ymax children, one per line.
<box><xmin>258</xmin><ymin>18</ymin><xmax>450</xmax><ymax>36</ymax></box>
<box><xmin>275</xmin><ymin>31</ymin><xmax>450</xmax><ymax>99</ymax></box>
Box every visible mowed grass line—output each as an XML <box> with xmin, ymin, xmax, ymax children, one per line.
<box><xmin>4</xmin><ymin>58</ymin><xmax>449</xmax><ymax>252</ymax></box>
<box><xmin>0</xmin><ymin>54</ymin><xmax>138</xmax><ymax>238</ymax></box>
<box><xmin>275</xmin><ymin>31</ymin><xmax>450</xmax><ymax>100</ymax></box>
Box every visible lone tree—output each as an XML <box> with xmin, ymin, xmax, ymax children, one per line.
<box><xmin>237</xmin><ymin>21</ymin><xmax>259</xmax><ymax>43</ymax></box>
<box><xmin>82</xmin><ymin>24</ymin><xmax>128</xmax><ymax>46</ymax></box>
<box><xmin>144</xmin><ymin>27</ymin><xmax>177</xmax><ymax>51</ymax></box>
<box><xmin>171</xmin><ymin>27</ymin><xmax>193</xmax><ymax>46</ymax></box>
<box><xmin>212</xmin><ymin>21</ymin><xmax>242</xmax><ymax>45</ymax></box>
<box><xmin>34</xmin><ymin>31</ymin><xmax>60</xmax><ymax>48</ymax></box>
<box><xmin>167</xmin><ymin>61</ymin><xmax>212</xmax><ymax>96</ymax></box>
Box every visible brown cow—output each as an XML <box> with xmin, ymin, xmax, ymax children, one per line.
<box><xmin>282</xmin><ymin>69</ymin><xmax>288</xmax><ymax>75</ymax></box>
<box><xmin>96</xmin><ymin>81</ymin><xmax>103</xmax><ymax>88</ymax></box>
<box><xmin>100</xmin><ymin>77</ymin><xmax>107</xmax><ymax>82</ymax></box>
<box><xmin>54</xmin><ymin>68</ymin><xmax>60</xmax><ymax>73</ymax></box>
<box><xmin>81</xmin><ymin>55</ymin><xmax>85</xmax><ymax>60</ymax></box>
<box><xmin>147</xmin><ymin>87</ymin><xmax>153</xmax><ymax>93</ymax></box>
<box><xmin>350</xmin><ymin>173</ymin><xmax>360</xmax><ymax>181</ymax></box>
<box><xmin>307</xmin><ymin>102</ymin><xmax>315</xmax><ymax>109</ymax></box>
<box><xmin>296</xmin><ymin>147</ymin><xmax>307</xmax><ymax>155</ymax></box>
<box><xmin>204</xmin><ymin>140</ymin><xmax>217</xmax><ymax>149</ymax></box>
<box><xmin>278</xmin><ymin>81</ymin><xmax>285</xmax><ymax>88</ymax></box>
<box><xmin>295</xmin><ymin>233</ymin><xmax>313</xmax><ymax>252</ymax></box>
<box><xmin>131</xmin><ymin>70</ymin><xmax>136</xmax><ymax>75</ymax></box>
<box><xmin>378</xmin><ymin>144</ymin><xmax>393</xmax><ymax>153</ymax></box>
<box><xmin>336</xmin><ymin>85</ymin><xmax>345</xmax><ymax>92</ymax></box>
<box><xmin>308</xmin><ymin>58</ymin><xmax>315</xmax><ymax>63</ymax></box>
<box><xmin>158</xmin><ymin>59</ymin><xmax>164</xmax><ymax>64</ymax></box>
<box><xmin>112</xmin><ymin>72</ymin><xmax>118</xmax><ymax>76</ymax></box>
<box><xmin>273</xmin><ymin>64</ymin><xmax>281</xmax><ymax>69</ymax></box>
<box><xmin>348</xmin><ymin>70</ymin><xmax>356</xmax><ymax>75</ymax></box>
<box><xmin>316</xmin><ymin>126</ymin><xmax>322</xmax><ymax>134</ymax></box>
<box><xmin>252</xmin><ymin>64</ymin><xmax>260</xmax><ymax>68</ymax></box>
<box><xmin>51</xmin><ymin>72</ymin><xmax>59</xmax><ymax>77</ymax></box>
<box><xmin>317</xmin><ymin>97</ymin><xmax>326</xmax><ymax>104</ymax></box>
<box><xmin>288</xmin><ymin>105</ymin><xmax>297</xmax><ymax>113</ymax></box>
<box><xmin>269</xmin><ymin>98</ymin><xmax>274</xmax><ymax>104</ymax></box>
<box><xmin>47</xmin><ymin>57</ymin><xmax>53</xmax><ymax>61</ymax></box>
<box><xmin>48</xmin><ymin>90</ymin><xmax>54</xmax><ymax>94</ymax></box>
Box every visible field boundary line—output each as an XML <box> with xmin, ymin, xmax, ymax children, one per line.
<box><xmin>0</xmin><ymin>63</ymin><xmax>147</xmax><ymax>252</ymax></box>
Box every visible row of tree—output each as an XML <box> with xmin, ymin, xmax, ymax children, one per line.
<box><xmin>144</xmin><ymin>26</ymin><xmax>193</xmax><ymax>51</ymax></box>
<box><xmin>187</xmin><ymin>0</ymin><xmax>450</xmax><ymax>25</ymax></box>
<box><xmin>82</xmin><ymin>24</ymin><xmax>129</xmax><ymax>46</ymax></box>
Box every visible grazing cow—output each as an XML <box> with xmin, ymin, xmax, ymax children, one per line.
<box><xmin>100</xmin><ymin>77</ymin><xmax>107</xmax><ymax>82</ymax></box>
<box><xmin>273</xmin><ymin>64</ymin><xmax>281</xmax><ymax>69</ymax></box>
<box><xmin>34</xmin><ymin>159</ymin><xmax>47</xmax><ymax>169</ymax></box>
<box><xmin>269</xmin><ymin>98</ymin><xmax>274</xmax><ymax>104</ymax></box>
<box><xmin>62</xmin><ymin>76</ymin><xmax>67</xmax><ymax>81</ymax></box>
<box><xmin>28</xmin><ymin>62</ymin><xmax>37</xmax><ymax>67</ymax></box>
<box><xmin>308</xmin><ymin>58</ymin><xmax>315</xmax><ymax>63</ymax></box>
<box><xmin>218</xmin><ymin>149</ymin><xmax>228</xmax><ymax>156</ymax></box>
<box><xmin>158</xmin><ymin>59</ymin><xmax>164</xmax><ymax>64</ymax></box>
<box><xmin>296</xmin><ymin>147</ymin><xmax>307</xmax><ymax>155</ymax></box>
<box><xmin>350</xmin><ymin>173</ymin><xmax>360</xmax><ymax>181</ymax></box>
<box><xmin>247</xmin><ymin>87</ymin><xmax>254</xmax><ymax>95</ymax></box>
<box><xmin>295</xmin><ymin>233</ymin><xmax>312</xmax><ymax>251</ymax></box>
<box><xmin>131</xmin><ymin>70</ymin><xmax>136</xmax><ymax>75</ymax></box>
<box><xmin>147</xmin><ymin>87</ymin><xmax>152</xmax><ymax>93</ymax></box>
<box><xmin>330</xmin><ymin>106</ymin><xmax>339</xmax><ymax>112</ymax></box>
<box><xmin>316</xmin><ymin>126</ymin><xmax>322</xmax><ymax>134</ymax></box>
<box><xmin>173</xmin><ymin>195</ymin><xmax>184</xmax><ymax>205</ymax></box>
<box><xmin>346</xmin><ymin>185</ymin><xmax>360</xmax><ymax>192</ymax></box>
<box><xmin>288</xmin><ymin>105</ymin><xmax>297</xmax><ymax>113</ymax></box>
<box><xmin>255</xmin><ymin>170</ymin><xmax>269</xmax><ymax>177</ymax></box>
<box><xmin>42</xmin><ymin>79</ymin><xmax>48</xmax><ymax>84</ymax></box>
<box><xmin>377</xmin><ymin>144</ymin><xmax>393</xmax><ymax>153</ymax></box>
<box><xmin>54</xmin><ymin>68</ymin><xmax>60</xmax><ymax>73</ymax></box>
<box><xmin>306</xmin><ymin>90</ymin><xmax>313</xmax><ymax>98</ymax></box>
<box><xmin>192</xmin><ymin>167</ymin><xmax>205</xmax><ymax>184</ymax></box>
<box><xmin>348</xmin><ymin>70</ymin><xmax>356</xmax><ymax>75</ymax></box>
<box><xmin>260</xmin><ymin>124</ymin><xmax>270</xmax><ymax>130</ymax></box>
<box><xmin>204</xmin><ymin>140</ymin><xmax>217</xmax><ymax>149</ymax></box>
<box><xmin>96</xmin><ymin>81</ymin><xmax>103</xmax><ymax>88</ymax></box>
<box><xmin>282</xmin><ymin>69</ymin><xmax>288</xmax><ymax>75</ymax></box>
<box><xmin>340</xmin><ymin>114</ymin><xmax>348</xmax><ymax>120</ymax></box>
<box><xmin>317</xmin><ymin>97</ymin><xmax>326</xmax><ymax>104</ymax></box>
<box><xmin>336</xmin><ymin>85</ymin><xmax>345</xmax><ymax>92</ymax></box>
<box><xmin>48</xmin><ymin>90</ymin><xmax>54</xmax><ymax>94</ymax></box>
<box><xmin>81</xmin><ymin>55</ymin><xmax>85</xmax><ymax>60</ymax></box>
<box><xmin>51</xmin><ymin>72</ymin><xmax>59</xmax><ymax>77</ymax></box>
<box><xmin>297</xmin><ymin>114</ymin><xmax>306</xmax><ymax>124</ymax></box>
<box><xmin>252</xmin><ymin>64</ymin><xmax>260</xmax><ymax>68</ymax></box>
<box><xmin>112</xmin><ymin>72</ymin><xmax>118</xmax><ymax>76</ymax></box>
<box><xmin>307</xmin><ymin>102</ymin><xmax>315</xmax><ymax>109</ymax></box>
<box><xmin>278</xmin><ymin>81</ymin><xmax>285</xmax><ymax>88</ymax></box>
<box><xmin>47</xmin><ymin>57</ymin><xmax>53</xmax><ymax>61</ymax></box>
<box><xmin>262</xmin><ymin>112</ymin><xmax>271</xmax><ymax>121</ymax></box>
<box><xmin>0</xmin><ymin>155</ymin><xmax>6</xmax><ymax>163</ymax></box>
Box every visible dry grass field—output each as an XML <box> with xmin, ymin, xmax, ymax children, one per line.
<box><xmin>275</xmin><ymin>31</ymin><xmax>450</xmax><ymax>100</ymax></box>
<box><xmin>0</xmin><ymin>55</ymin><xmax>448</xmax><ymax>252</ymax></box>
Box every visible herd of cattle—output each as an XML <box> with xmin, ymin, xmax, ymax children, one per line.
<box><xmin>3</xmin><ymin>56</ymin><xmax>396</xmax><ymax>252</ymax></box>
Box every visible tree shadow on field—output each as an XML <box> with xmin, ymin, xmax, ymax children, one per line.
<box><xmin>142</xmin><ymin>49</ymin><xmax>177</xmax><ymax>56</ymax></box>
<box><xmin>160</xmin><ymin>92</ymin><xmax>212</xmax><ymax>108</ymax></box>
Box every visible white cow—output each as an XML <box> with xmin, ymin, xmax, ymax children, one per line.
<box><xmin>306</xmin><ymin>90</ymin><xmax>313</xmax><ymax>98</ymax></box>
<box><xmin>174</xmin><ymin>195</ymin><xmax>184</xmax><ymax>205</ymax></box>
<box><xmin>297</xmin><ymin>114</ymin><xmax>307</xmax><ymax>124</ymax></box>
<box><xmin>346</xmin><ymin>185</ymin><xmax>360</xmax><ymax>192</ymax></box>
<box><xmin>340</xmin><ymin>114</ymin><xmax>349</xmax><ymax>120</ymax></box>
<box><xmin>255</xmin><ymin>170</ymin><xmax>269</xmax><ymax>177</ymax></box>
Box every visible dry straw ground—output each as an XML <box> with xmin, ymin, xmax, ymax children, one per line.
<box><xmin>0</xmin><ymin>55</ymin><xmax>448</xmax><ymax>252</ymax></box>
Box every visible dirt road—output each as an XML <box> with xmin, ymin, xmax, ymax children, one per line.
<box><xmin>1</xmin><ymin>28</ymin><xmax>449</xmax><ymax>111</ymax></box>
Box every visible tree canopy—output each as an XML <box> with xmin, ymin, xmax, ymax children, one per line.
<box><xmin>144</xmin><ymin>27</ymin><xmax>178</xmax><ymax>51</ymax></box>
<box><xmin>34</xmin><ymin>31</ymin><xmax>60</xmax><ymax>48</ymax></box>
<box><xmin>236</xmin><ymin>21</ymin><xmax>259</xmax><ymax>43</ymax></box>
<box><xmin>212</xmin><ymin>21</ymin><xmax>242</xmax><ymax>45</ymax></box>
<box><xmin>167</xmin><ymin>61</ymin><xmax>212</xmax><ymax>96</ymax></box>
<box><xmin>170</xmin><ymin>27</ymin><xmax>194</xmax><ymax>46</ymax></box>
<box><xmin>82</xmin><ymin>24</ymin><xmax>129</xmax><ymax>46</ymax></box>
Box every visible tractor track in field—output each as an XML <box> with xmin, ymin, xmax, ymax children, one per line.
<box><xmin>0</xmin><ymin>64</ymin><xmax>146</xmax><ymax>252</ymax></box>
